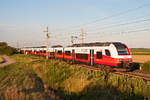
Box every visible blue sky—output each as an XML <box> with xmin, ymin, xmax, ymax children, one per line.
<box><xmin>0</xmin><ymin>0</ymin><xmax>150</xmax><ymax>48</ymax></box>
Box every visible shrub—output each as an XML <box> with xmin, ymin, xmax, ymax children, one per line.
<box><xmin>141</xmin><ymin>61</ymin><xmax>150</xmax><ymax>71</ymax></box>
<box><xmin>0</xmin><ymin>42</ymin><xmax>15</xmax><ymax>55</ymax></box>
<box><xmin>0</xmin><ymin>42</ymin><xmax>7</xmax><ymax>46</ymax></box>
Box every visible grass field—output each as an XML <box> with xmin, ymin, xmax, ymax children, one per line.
<box><xmin>132</xmin><ymin>55</ymin><xmax>150</xmax><ymax>63</ymax></box>
<box><xmin>0</xmin><ymin>54</ymin><xmax>150</xmax><ymax>100</ymax></box>
<box><xmin>131</xmin><ymin>48</ymin><xmax>150</xmax><ymax>64</ymax></box>
<box><xmin>131</xmin><ymin>48</ymin><xmax>150</xmax><ymax>55</ymax></box>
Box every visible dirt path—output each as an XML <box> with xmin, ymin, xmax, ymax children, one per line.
<box><xmin>0</xmin><ymin>56</ymin><xmax>15</xmax><ymax>67</ymax></box>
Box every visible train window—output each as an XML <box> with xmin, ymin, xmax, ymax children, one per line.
<box><xmin>113</xmin><ymin>43</ymin><xmax>129</xmax><ymax>55</ymax></box>
<box><xmin>57</xmin><ymin>50</ymin><xmax>62</xmax><ymax>55</ymax></box>
<box><xmin>105</xmin><ymin>49</ymin><xmax>111</xmax><ymax>57</ymax></box>
<box><xmin>76</xmin><ymin>53</ymin><xmax>88</xmax><ymax>60</ymax></box>
<box><xmin>96</xmin><ymin>52</ymin><xmax>102</xmax><ymax>59</ymax></box>
<box><xmin>43</xmin><ymin>50</ymin><xmax>46</xmax><ymax>53</ymax></box>
<box><xmin>65</xmin><ymin>51</ymin><xmax>71</xmax><ymax>56</ymax></box>
<box><xmin>50</xmin><ymin>52</ymin><xmax>54</xmax><ymax>55</ymax></box>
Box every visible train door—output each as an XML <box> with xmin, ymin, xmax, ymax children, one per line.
<box><xmin>90</xmin><ymin>49</ymin><xmax>94</xmax><ymax>66</ymax></box>
<box><xmin>55</xmin><ymin>49</ymin><xmax>57</xmax><ymax>59</ymax></box>
<box><xmin>63</xmin><ymin>48</ymin><xmax>64</xmax><ymax>60</ymax></box>
<box><xmin>72</xmin><ymin>49</ymin><xmax>75</xmax><ymax>63</ymax></box>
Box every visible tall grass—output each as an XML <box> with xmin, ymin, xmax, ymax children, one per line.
<box><xmin>131</xmin><ymin>48</ymin><xmax>150</xmax><ymax>52</ymax></box>
<box><xmin>1</xmin><ymin>54</ymin><xmax>150</xmax><ymax>100</ymax></box>
<box><xmin>131</xmin><ymin>48</ymin><xmax>150</xmax><ymax>55</ymax></box>
<box><xmin>141</xmin><ymin>61</ymin><xmax>150</xmax><ymax>71</ymax></box>
<box><xmin>0</xmin><ymin>55</ymin><xmax>61</xmax><ymax>100</ymax></box>
<box><xmin>27</xmin><ymin>55</ymin><xmax>150</xmax><ymax>100</ymax></box>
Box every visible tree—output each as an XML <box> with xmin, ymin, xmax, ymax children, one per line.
<box><xmin>0</xmin><ymin>42</ymin><xmax>7</xmax><ymax>46</ymax></box>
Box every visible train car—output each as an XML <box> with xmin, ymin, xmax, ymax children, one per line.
<box><xmin>20</xmin><ymin>42</ymin><xmax>132</xmax><ymax>68</ymax></box>
<box><xmin>21</xmin><ymin>48</ymin><xmax>31</xmax><ymax>54</ymax></box>
<box><xmin>64</xmin><ymin>47</ymin><xmax>73</xmax><ymax>61</ymax></box>
<box><xmin>93</xmin><ymin>43</ymin><xmax>132</xmax><ymax>67</ymax></box>
<box><xmin>48</xmin><ymin>48</ymin><xmax>55</xmax><ymax>58</ymax></box>
<box><xmin>73</xmin><ymin>47</ymin><xmax>91</xmax><ymax>64</ymax></box>
<box><xmin>31</xmin><ymin>48</ymin><xmax>36</xmax><ymax>55</ymax></box>
<box><xmin>54</xmin><ymin>47</ymin><xmax>64</xmax><ymax>59</ymax></box>
<box><xmin>66</xmin><ymin>42</ymin><xmax>132</xmax><ymax>67</ymax></box>
<box><xmin>38</xmin><ymin>48</ymin><xmax>47</xmax><ymax>56</ymax></box>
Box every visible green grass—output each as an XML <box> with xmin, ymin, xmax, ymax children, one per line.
<box><xmin>24</xmin><ymin>55</ymin><xmax>150</xmax><ymax>100</ymax></box>
<box><xmin>131</xmin><ymin>52</ymin><xmax>150</xmax><ymax>55</ymax></box>
<box><xmin>131</xmin><ymin>48</ymin><xmax>150</xmax><ymax>52</ymax></box>
<box><xmin>0</xmin><ymin>55</ymin><xmax>61</xmax><ymax>100</ymax></box>
<box><xmin>141</xmin><ymin>61</ymin><xmax>150</xmax><ymax>71</ymax></box>
<box><xmin>131</xmin><ymin>48</ymin><xmax>150</xmax><ymax>55</ymax></box>
<box><xmin>0</xmin><ymin>54</ymin><xmax>150</xmax><ymax>100</ymax></box>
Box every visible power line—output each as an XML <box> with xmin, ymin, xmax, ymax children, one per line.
<box><xmin>82</xmin><ymin>3</ymin><xmax>150</xmax><ymax>27</ymax></box>
<box><xmin>85</xmin><ymin>13</ymin><xmax>150</xmax><ymax>30</ymax></box>
<box><xmin>43</xmin><ymin>26</ymin><xmax>50</xmax><ymax>59</ymax></box>
<box><xmin>87</xmin><ymin>18</ymin><xmax>150</xmax><ymax>32</ymax></box>
<box><xmin>54</xmin><ymin>3</ymin><xmax>150</xmax><ymax>32</ymax></box>
<box><xmin>86</xmin><ymin>28</ymin><xmax>150</xmax><ymax>38</ymax></box>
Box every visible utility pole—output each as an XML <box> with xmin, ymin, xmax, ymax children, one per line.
<box><xmin>81</xmin><ymin>28</ymin><xmax>84</xmax><ymax>45</ymax></box>
<box><xmin>16</xmin><ymin>41</ymin><xmax>19</xmax><ymax>49</ymax></box>
<box><xmin>44</xmin><ymin>26</ymin><xmax>49</xmax><ymax>59</ymax></box>
<box><xmin>23</xmin><ymin>40</ymin><xmax>26</xmax><ymax>54</ymax></box>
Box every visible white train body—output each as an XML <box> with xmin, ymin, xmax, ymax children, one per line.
<box><xmin>21</xmin><ymin>42</ymin><xmax>132</xmax><ymax>67</ymax></box>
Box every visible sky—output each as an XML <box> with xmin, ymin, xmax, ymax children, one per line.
<box><xmin>0</xmin><ymin>0</ymin><xmax>150</xmax><ymax>48</ymax></box>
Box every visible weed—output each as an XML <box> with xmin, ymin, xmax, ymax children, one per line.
<box><xmin>141</xmin><ymin>61</ymin><xmax>150</xmax><ymax>71</ymax></box>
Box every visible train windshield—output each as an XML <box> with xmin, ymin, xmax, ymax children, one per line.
<box><xmin>113</xmin><ymin>43</ymin><xmax>129</xmax><ymax>55</ymax></box>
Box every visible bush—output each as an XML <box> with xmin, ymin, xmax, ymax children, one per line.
<box><xmin>141</xmin><ymin>61</ymin><xmax>150</xmax><ymax>71</ymax></box>
<box><xmin>0</xmin><ymin>42</ymin><xmax>7</xmax><ymax>46</ymax></box>
<box><xmin>0</xmin><ymin>42</ymin><xmax>15</xmax><ymax>55</ymax></box>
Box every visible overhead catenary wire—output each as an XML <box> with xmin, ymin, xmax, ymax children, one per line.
<box><xmin>86</xmin><ymin>17</ymin><xmax>150</xmax><ymax>32</ymax></box>
<box><xmin>53</xmin><ymin>17</ymin><xmax>150</xmax><ymax>41</ymax></box>
<box><xmin>53</xmin><ymin>3</ymin><xmax>150</xmax><ymax>33</ymax></box>
<box><xmin>86</xmin><ymin>28</ymin><xmax>150</xmax><ymax>39</ymax></box>
<box><xmin>81</xmin><ymin>3</ymin><xmax>150</xmax><ymax>27</ymax></box>
<box><xmin>85</xmin><ymin>13</ymin><xmax>150</xmax><ymax>30</ymax></box>
<box><xmin>11</xmin><ymin>3</ymin><xmax>150</xmax><ymax>48</ymax></box>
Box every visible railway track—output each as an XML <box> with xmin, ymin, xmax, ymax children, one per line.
<box><xmin>75</xmin><ymin>63</ymin><xmax>150</xmax><ymax>83</ymax></box>
<box><xmin>26</xmin><ymin>55</ymin><xmax>150</xmax><ymax>84</ymax></box>
<box><xmin>114</xmin><ymin>71</ymin><xmax>150</xmax><ymax>83</ymax></box>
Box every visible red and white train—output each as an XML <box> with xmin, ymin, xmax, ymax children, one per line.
<box><xmin>20</xmin><ymin>42</ymin><xmax>132</xmax><ymax>67</ymax></box>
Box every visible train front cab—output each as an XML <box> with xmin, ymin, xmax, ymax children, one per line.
<box><xmin>92</xmin><ymin>43</ymin><xmax>132</xmax><ymax>67</ymax></box>
<box><xmin>112</xmin><ymin>43</ymin><xmax>132</xmax><ymax>68</ymax></box>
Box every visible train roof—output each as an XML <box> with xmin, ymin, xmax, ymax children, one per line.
<box><xmin>24</xmin><ymin>46</ymin><xmax>46</xmax><ymax>48</ymax></box>
<box><xmin>51</xmin><ymin>45</ymin><xmax>63</xmax><ymax>48</ymax></box>
<box><xmin>67</xmin><ymin>42</ymin><xmax>123</xmax><ymax>47</ymax></box>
